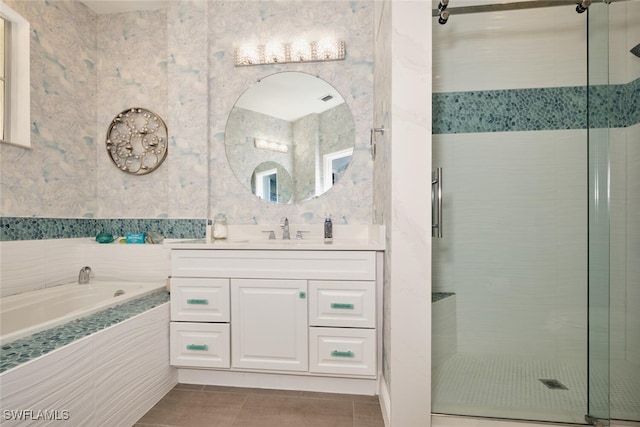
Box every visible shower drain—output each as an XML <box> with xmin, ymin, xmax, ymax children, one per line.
<box><xmin>539</xmin><ymin>379</ymin><xmax>569</xmax><ymax>390</ymax></box>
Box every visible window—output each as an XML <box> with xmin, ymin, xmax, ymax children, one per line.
<box><xmin>322</xmin><ymin>148</ymin><xmax>353</xmax><ymax>192</ymax></box>
<box><xmin>0</xmin><ymin>3</ymin><xmax>30</xmax><ymax>148</ymax></box>
<box><xmin>255</xmin><ymin>168</ymin><xmax>279</xmax><ymax>202</ymax></box>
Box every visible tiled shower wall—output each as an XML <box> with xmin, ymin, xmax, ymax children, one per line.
<box><xmin>431</xmin><ymin>1</ymin><xmax>639</xmax><ymax>364</ymax></box>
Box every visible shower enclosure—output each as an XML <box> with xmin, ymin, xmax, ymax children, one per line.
<box><xmin>431</xmin><ymin>0</ymin><xmax>639</xmax><ymax>424</ymax></box>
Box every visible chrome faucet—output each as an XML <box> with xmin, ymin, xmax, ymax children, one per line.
<box><xmin>280</xmin><ymin>217</ymin><xmax>290</xmax><ymax>240</ymax></box>
<box><xmin>78</xmin><ymin>266</ymin><xmax>91</xmax><ymax>284</ymax></box>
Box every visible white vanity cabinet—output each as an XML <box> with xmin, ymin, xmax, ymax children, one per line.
<box><xmin>169</xmin><ymin>248</ymin><xmax>382</xmax><ymax>393</ymax></box>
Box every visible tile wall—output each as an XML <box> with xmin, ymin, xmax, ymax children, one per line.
<box><xmin>431</xmin><ymin>0</ymin><xmax>639</xmax><ymax>365</ymax></box>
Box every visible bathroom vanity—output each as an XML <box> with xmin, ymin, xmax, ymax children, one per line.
<box><xmin>167</xmin><ymin>225</ymin><xmax>384</xmax><ymax>394</ymax></box>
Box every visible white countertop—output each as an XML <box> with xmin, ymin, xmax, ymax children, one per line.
<box><xmin>165</xmin><ymin>224</ymin><xmax>386</xmax><ymax>251</ymax></box>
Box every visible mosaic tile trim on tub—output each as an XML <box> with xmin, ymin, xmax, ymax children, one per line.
<box><xmin>0</xmin><ymin>290</ymin><xmax>170</xmax><ymax>373</ymax></box>
<box><xmin>0</xmin><ymin>217</ymin><xmax>205</xmax><ymax>241</ymax></box>
<box><xmin>433</xmin><ymin>79</ymin><xmax>639</xmax><ymax>134</ymax></box>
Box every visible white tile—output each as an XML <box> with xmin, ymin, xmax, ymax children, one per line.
<box><xmin>94</xmin><ymin>305</ymin><xmax>176</xmax><ymax>426</ymax></box>
<box><xmin>555</xmin><ymin>304</ymin><xmax>587</xmax><ymax>360</ymax></box>
<box><xmin>0</xmin><ymin>337</ymin><xmax>96</xmax><ymax>426</ymax></box>
<box><xmin>44</xmin><ymin>238</ymin><xmax>87</xmax><ymax>287</ymax></box>
<box><xmin>0</xmin><ymin>240</ymin><xmax>48</xmax><ymax>297</ymax></box>
<box><xmin>456</xmin><ymin>302</ymin><xmax>557</xmax><ymax>355</ymax></box>
<box><xmin>433</xmin><ymin>3</ymin><xmax>587</xmax><ymax>92</ymax></box>
<box><xmin>82</xmin><ymin>242</ymin><xmax>171</xmax><ymax>282</ymax></box>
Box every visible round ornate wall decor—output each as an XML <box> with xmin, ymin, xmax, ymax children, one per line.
<box><xmin>106</xmin><ymin>108</ymin><xmax>168</xmax><ymax>175</ymax></box>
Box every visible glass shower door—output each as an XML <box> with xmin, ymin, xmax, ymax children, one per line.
<box><xmin>431</xmin><ymin>1</ymin><xmax>613</xmax><ymax>424</ymax></box>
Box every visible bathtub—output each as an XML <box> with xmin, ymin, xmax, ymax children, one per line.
<box><xmin>0</xmin><ymin>280</ymin><xmax>165</xmax><ymax>345</ymax></box>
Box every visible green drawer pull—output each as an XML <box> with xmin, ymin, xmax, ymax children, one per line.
<box><xmin>331</xmin><ymin>303</ymin><xmax>354</xmax><ymax>310</ymax></box>
<box><xmin>299</xmin><ymin>291</ymin><xmax>306</xmax><ymax>299</ymax></box>
<box><xmin>187</xmin><ymin>299</ymin><xmax>209</xmax><ymax>305</ymax></box>
<box><xmin>186</xmin><ymin>344</ymin><xmax>208</xmax><ymax>351</ymax></box>
<box><xmin>331</xmin><ymin>350</ymin><xmax>354</xmax><ymax>358</ymax></box>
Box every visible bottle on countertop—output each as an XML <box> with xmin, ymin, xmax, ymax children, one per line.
<box><xmin>213</xmin><ymin>214</ymin><xmax>228</xmax><ymax>239</ymax></box>
<box><xmin>324</xmin><ymin>215</ymin><xmax>333</xmax><ymax>241</ymax></box>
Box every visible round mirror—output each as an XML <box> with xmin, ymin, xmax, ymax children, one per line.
<box><xmin>225</xmin><ymin>71</ymin><xmax>355</xmax><ymax>204</ymax></box>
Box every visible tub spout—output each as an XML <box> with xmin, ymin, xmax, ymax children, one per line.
<box><xmin>78</xmin><ymin>266</ymin><xmax>92</xmax><ymax>284</ymax></box>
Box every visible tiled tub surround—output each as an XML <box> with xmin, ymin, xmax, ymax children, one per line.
<box><xmin>0</xmin><ymin>300</ymin><xmax>176</xmax><ymax>427</ymax></box>
<box><xmin>0</xmin><ymin>279</ymin><xmax>166</xmax><ymax>345</ymax></box>
<box><xmin>0</xmin><ymin>289</ymin><xmax>169</xmax><ymax>373</ymax></box>
<box><xmin>0</xmin><ymin>237</ymin><xmax>172</xmax><ymax>298</ymax></box>
<box><xmin>0</xmin><ymin>236</ymin><xmax>174</xmax><ymax>425</ymax></box>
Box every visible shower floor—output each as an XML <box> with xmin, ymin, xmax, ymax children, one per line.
<box><xmin>432</xmin><ymin>353</ymin><xmax>640</xmax><ymax>424</ymax></box>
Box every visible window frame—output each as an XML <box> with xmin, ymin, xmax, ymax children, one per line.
<box><xmin>0</xmin><ymin>3</ymin><xmax>30</xmax><ymax>148</ymax></box>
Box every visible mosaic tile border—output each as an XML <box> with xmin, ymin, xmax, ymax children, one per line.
<box><xmin>0</xmin><ymin>217</ymin><xmax>205</xmax><ymax>241</ymax></box>
<box><xmin>433</xmin><ymin>79</ymin><xmax>639</xmax><ymax>134</ymax></box>
<box><xmin>0</xmin><ymin>290</ymin><xmax>170</xmax><ymax>373</ymax></box>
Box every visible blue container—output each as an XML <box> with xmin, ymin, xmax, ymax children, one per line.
<box><xmin>125</xmin><ymin>233</ymin><xmax>145</xmax><ymax>244</ymax></box>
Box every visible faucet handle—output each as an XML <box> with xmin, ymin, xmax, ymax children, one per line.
<box><xmin>262</xmin><ymin>230</ymin><xmax>276</xmax><ymax>240</ymax></box>
<box><xmin>295</xmin><ymin>230</ymin><xmax>309</xmax><ymax>240</ymax></box>
<box><xmin>280</xmin><ymin>217</ymin><xmax>288</xmax><ymax>227</ymax></box>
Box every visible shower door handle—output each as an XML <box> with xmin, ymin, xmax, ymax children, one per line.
<box><xmin>432</xmin><ymin>167</ymin><xmax>443</xmax><ymax>238</ymax></box>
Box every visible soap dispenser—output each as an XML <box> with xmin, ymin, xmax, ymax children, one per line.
<box><xmin>213</xmin><ymin>214</ymin><xmax>228</xmax><ymax>239</ymax></box>
<box><xmin>324</xmin><ymin>215</ymin><xmax>333</xmax><ymax>241</ymax></box>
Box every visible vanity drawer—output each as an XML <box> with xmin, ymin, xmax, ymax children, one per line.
<box><xmin>309</xmin><ymin>327</ymin><xmax>376</xmax><ymax>376</ymax></box>
<box><xmin>170</xmin><ymin>322</ymin><xmax>230</xmax><ymax>368</ymax></box>
<box><xmin>170</xmin><ymin>278</ymin><xmax>230</xmax><ymax>322</ymax></box>
<box><xmin>309</xmin><ymin>281</ymin><xmax>375</xmax><ymax>328</ymax></box>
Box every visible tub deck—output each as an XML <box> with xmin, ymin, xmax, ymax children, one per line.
<box><xmin>0</xmin><ymin>290</ymin><xmax>169</xmax><ymax>373</ymax></box>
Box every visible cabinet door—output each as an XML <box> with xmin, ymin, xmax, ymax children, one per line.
<box><xmin>231</xmin><ymin>279</ymin><xmax>308</xmax><ymax>372</ymax></box>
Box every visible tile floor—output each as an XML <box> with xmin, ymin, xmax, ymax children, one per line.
<box><xmin>432</xmin><ymin>353</ymin><xmax>640</xmax><ymax>424</ymax></box>
<box><xmin>135</xmin><ymin>383</ymin><xmax>385</xmax><ymax>427</ymax></box>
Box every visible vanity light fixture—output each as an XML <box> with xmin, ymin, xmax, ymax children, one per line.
<box><xmin>290</xmin><ymin>38</ymin><xmax>313</xmax><ymax>62</ymax></box>
<box><xmin>254</xmin><ymin>138</ymin><xmax>289</xmax><ymax>153</ymax></box>
<box><xmin>264</xmin><ymin>40</ymin><xmax>287</xmax><ymax>64</ymax></box>
<box><xmin>235</xmin><ymin>38</ymin><xmax>345</xmax><ymax>66</ymax></box>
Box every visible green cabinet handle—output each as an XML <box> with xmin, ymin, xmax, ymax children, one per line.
<box><xmin>186</xmin><ymin>344</ymin><xmax>208</xmax><ymax>351</ymax></box>
<box><xmin>331</xmin><ymin>303</ymin><xmax>354</xmax><ymax>310</ymax></box>
<box><xmin>299</xmin><ymin>291</ymin><xmax>306</xmax><ymax>299</ymax></box>
<box><xmin>331</xmin><ymin>350</ymin><xmax>355</xmax><ymax>358</ymax></box>
<box><xmin>187</xmin><ymin>299</ymin><xmax>209</xmax><ymax>305</ymax></box>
